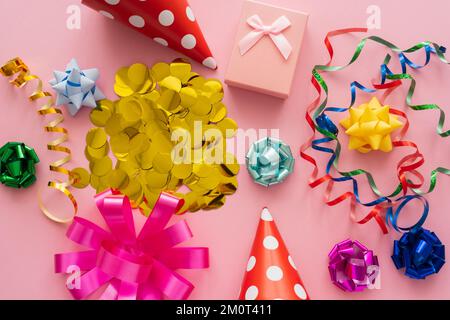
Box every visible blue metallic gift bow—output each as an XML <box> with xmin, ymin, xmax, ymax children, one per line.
<box><xmin>392</xmin><ymin>227</ymin><xmax>445</xmax><ymax>279</ymax></box>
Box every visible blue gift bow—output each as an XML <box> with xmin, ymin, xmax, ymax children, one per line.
<box><xmin>392</xmin><ymin>227</ymin><xmax>445</xmax><ymax>279</ymax></box>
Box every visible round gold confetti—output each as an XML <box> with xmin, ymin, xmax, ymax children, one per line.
<box><xmin>210</xmin><ymin>102</ymin><xmax>227</xmax><ymax>123</ymax></box>
<box><xmin>170</xmin><ymin>61</ymin><xmax>192</xmax><ymax>83</ymax></box>
<box><xmin>180</xmin><ymin>87</ymin><xmax>198</xmax><ymax>108</ymax></box>
<box><xmin>192</xmin><ymin>163</ymin><xmax>214</xmax><ymax>178</ymax></box>
<box><xmin>110</xmin><ymin>133</ymin><xmax>130</xmax><ymax>155</ymax></box>
<box><xmin>105</xmin><ymin>114</ymin><xmax>125</xmax><ymax>136</ymax></box>
<box><xmin>89</xmin><ymin>157</ymin><xmax>113</xmax><ymax>177</ymax></box>
<box><xmin>217</xmin><ymin>118</ymin><xmax>238</xmax><ymax>138</ymax></box>
<box><xmin>121</xmin><ymin>179</ymin><xmax>144</xmax><ymax>207</ymax></box>
<box><xmin>152</xmin><ymin>152</ymin><xmax>174</xmax><ymax>173</ymax></box>
<box><xmin>128</xmin><ymin>63</ymin><xmax>149</xmax><ymax>86</ymax></box>
<box><xmin>191</xmin><ymin>97</ymin><xmax>212</xmax><ymax>116</ymax></box>
<box><xmin>108</xmin><ymin>168</ymin><xmax>129</xmax><ymax>190</ymax></box>
<box><xmin>71</xmin><ymin>167</ymin><xmax>91</xmax><ymax>189</ymax></box>
<box><xmin>145</xmin><ymin>170</ymin><xmax>169</xmax><ymax>188</ymax></box>
<box><xmin>129</xmin><ymin>133</ymin><xmax>150</xmax><ymax>154</ymax></box>
<box><xmin>86</xmin><ymin>128</ymin><xmax>107</xmax><ymax>149</ymax></box>
<box><xmin>86</xmin><ymin>144</ymin><xmax>109</xmax><ymax>160</ymax></box>
<box><xmin>197</xmin><ymin>174</ymin><xmax>221</xmax><ymax>190</ymax></box>
<box><xmin>79</xmin><ymin>60</ymin><xmax>239</xmax><ymax>215</ymax></box>
<box><xmin>151</xmin><ymin>62</ymin><xmax>171</xmax><ymax>82</ymax></box>
<box><xmin>172</xmin><ymin>163</ymin><xmax>193</xmax><ymax>179</ymax></box>
<box><xmin>90</xmin><ymin>174</ymin><xmax>99</xmax><ymax>190</ymax></box>
<box><xmin>117</xmin><ymin>97</ymin><xmax>142</xmax><ymax>123</ymax></box>
<box><xmin>158</xmin><ymin>89</ymin><xmax>182</xmax><ymax>113</ymax></box>
<box><xmin>90</xmin><ymin>101</ymin><xmax>114</xmax><ymax>127</ymax></box>
<box><xmin>138</xmin><ymin>147</ymin><xmax>158</xmax><ymax>170</ymax></box>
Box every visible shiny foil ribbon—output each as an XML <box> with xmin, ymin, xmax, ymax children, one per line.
<box><xmin>328</xmin><ymin>239</ymin><xmax>380</xmax><ymax>292</ymax></box>
<box><xmin>72</xmin><ymin>60</ymin><xmax>239</xmax><ymax>215</ymax></box>
<box><xmin>1</xmin><ymin>58</ymin><xmax>77</xmax><ymax>223</ymax></box>
<box><xmin>316</xmin><ymin>114</ymin><xmax>338</xmax><ymax>136</ymax></box>
<box><xmin>54</xmin><ymin>190</ymin><xmax>209</xmax><ymax>300</ymax></box>
<box><xmin>246</xmin><ymin>137</ymin><xmax>295</xmax><ymax>187</ymax></box>
<box><xmin>300</xmin><ymin>28</ymin><xmax>450</xmax><ymax>234</ymax></box>
<box><xmin>0</xmin><ymin>142</ymin><xmax>39</xmax><ymax>188</ymax></box>
<box><xmin>392</xmin><ymin>227</ymin><xmax>445</xmax><ymax>279</ymax></box>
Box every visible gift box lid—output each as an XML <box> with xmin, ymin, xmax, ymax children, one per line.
<box><xmin>225</xmin><ymin>0</ymin><xmax>309</xmax><ymax>99</ymax></box>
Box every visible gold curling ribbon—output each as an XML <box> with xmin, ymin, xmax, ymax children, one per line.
<box><xmin>1</xmin><ymin>57</ymin><xmax>77</xmax><ymax>223</ymax></box>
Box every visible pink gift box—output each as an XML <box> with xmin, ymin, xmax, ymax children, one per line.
<box><xmin>225</xmin><ymin>0</ymin><xmax>308</xmax><ymax>99</ymax></box>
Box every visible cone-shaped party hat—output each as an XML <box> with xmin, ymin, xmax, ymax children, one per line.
<box><xmin>82</xmin><ymin>0</ymin><xmax>217</xmax><ymax>69</ymax></box>
<box><xmin>239</xmin><ymin>208</ymin><xmax>310</xmax><ymax>300</ymax></box>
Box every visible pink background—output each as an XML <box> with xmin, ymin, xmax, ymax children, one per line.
<box><xmin>1</xmin><ymin>0</ymin><xmax>450</xmax><ymax>300</ymax></box>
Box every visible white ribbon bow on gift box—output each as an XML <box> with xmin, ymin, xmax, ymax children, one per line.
<box><xmin>239</xmin><ymin>14</ymin><xmax>293</xmax><ymax>60</ymax></box>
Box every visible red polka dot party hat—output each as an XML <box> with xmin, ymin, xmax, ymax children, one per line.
<box><xmin>239</xmin><ymin>208</ymin><xmax>310</xmax><ymax>300</ymax></box>
<box><xmin>82</xmin><ymin>0</ymin><xmax>217</xmax><ymax>69</ymax></box>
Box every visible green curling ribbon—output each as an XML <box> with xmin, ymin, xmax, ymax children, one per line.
<box><xmin>310</xmin><ymin>32</ymin><xmax>450</xmax><ymax>200</ymax></box>
<box><xmin>0</xmin><ymin>142</ymin><xmax>40</xmax><ymax>188</ymax></box>
<box><xmin>246</xmin><ymin>137</ymin><xmax>295</xmax><ymax>187</ymax></box>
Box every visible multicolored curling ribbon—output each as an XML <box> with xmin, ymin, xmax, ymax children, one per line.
<box><xmin>55</xmin><ymin>190</ymin><xmax>209</xmax><ymax>300</ymax></box>
<box><xmin>0</xmin><ymin>58</ymin><xmax>78</xmax><ymax>223</ymax></box>
<box><xmin>300</xmin><ymin>27</ymin><xmax>450</xmax><ymax>234</ymax></box>
<box><xmin>71</xmin><ymin>60</ymin><xmax>239</xmax><ymax>216</ymax></box>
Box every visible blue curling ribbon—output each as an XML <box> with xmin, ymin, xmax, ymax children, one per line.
<box><xmin>246</xmin><ymin>137</ymin><xmax>295</xmax><ymax>187</ymax></box>
<box><xmin>309</xmin><ymin>42</ymin><xmax>447</xmax><ymax>232</ymax></box>
<box><xmin>386</xmin><ymin>195</ymin><xmax>429</xmax><ymax>232</ymax></box>
<box><xmin>316</xmin><ymin>113</ymin><xmax>339</xmax><ymax>136</ymax></box>
<box><xmin>392</xmin><ymin>227</ymin><xmax>445</xmax><ymax>279</ymax></box>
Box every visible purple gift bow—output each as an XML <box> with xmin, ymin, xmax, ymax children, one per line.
<box><xmin>328</xmin><ymin>239</ymin><xmax>380</xmax><ymax>292</ymax></box>
<box><xmin>239</xmin><ymin>14</ymin><xmax>293</xmax><ymax>60</ymax></box>
<box><xmin>54</xmin><ymin>189</ymin><xmax>209</xmax><ymax>300</ymax></box>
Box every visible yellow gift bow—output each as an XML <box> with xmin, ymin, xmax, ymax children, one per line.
<box><xmin>340</xmin><ymin>97</ymin><xmax>403</xmax><ymax>153</ymax></box>
<box><xmin>72</xmin><ymin>60</ymin><xmax>240</xmax><ymax>215</ymax></box>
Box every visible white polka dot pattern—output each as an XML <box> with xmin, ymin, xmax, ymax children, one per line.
<box><xmin>263</xmin><ymin>235</ymin><xmax>279</xmax><ymax>250</ymax></box>
<box><xmin>99</xmin><ymin>10</ymin><xmax>114</xmax><ymax>19</ymax></box>
<box><xmin>260</xmin><ymin>208</ymin><xmax>273</xmax><ymax>221</ymax></box>
<box><xmin>294</xmin><ymin>284</ymin><xmax>307</xmax><ymax>299</ymax></box>
<box><xmin>154</xmin><ymin>37</ymin><xmax>168</xmax><ymax>47</ymax></box>
<box><xmin>186</xmin><ymin>6</ymin><xmax>195</xmax><ymax>22</ymax></box>
<box><xmin>246</xmin><ymin>256</ymin><xmax>256</xmax><ymax>272</ymax></box>
<box><xmin>159</xmin><ymin>10</ymin><xmax>175</xmax><ymax>27</ymax></box>
<box><xmin>83</xmin><ymin>0</ymin><xmax>217</xmax><ymax>68</ymax></box>
<box><xmin>245</xmin><ymin>286</ymin><xmax>258</xmax><ymax>300</ymax></box>
<box><xmin>202</xmin><ymin>57</ymin><xmax>217</xmax><ymax>69</ymax></box>
<box><xmin>129</xmin><ymin>15</ymin><xmax>145</xmax><ymax>28</ymax></box>
<box><xmin>239</xmin><ymin>207</ymin><xmax>309</xmax><ymax>300</ymax></box>
<box><xmin>181</xmin><ymin>34</ymin><xmax>197</xmax><ymax>49</ymax></box>
<box><xmin>266</xmin><ymin>266</ymin><xmax>283</xmax><ymax>281</ymax></box>
<box><xmin>288</xmin><ymin>255</ymin><xmax>297</xmax><ymax>270</ymax></box>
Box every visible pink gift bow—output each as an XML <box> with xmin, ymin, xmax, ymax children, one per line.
<box><xmin>239</xmin><ymin>14</ymin><xmax>293</xmax><ymax>60</ymax></box>
<box><xmin>54</xmin><ymin>190</ymin><xmax>209</xmax><ymax>300</ymax></box>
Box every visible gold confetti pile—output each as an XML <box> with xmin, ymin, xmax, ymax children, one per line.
<box><xmin>72</xmin><ymin>60</ymin><xmax>239</xmax><ymax>215</ymax></box>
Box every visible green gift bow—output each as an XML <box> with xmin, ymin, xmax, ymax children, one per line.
<box><xmin>0</xmin><ymin>142</ymin><xmax>39</xmax><ymax>188</ymax></box>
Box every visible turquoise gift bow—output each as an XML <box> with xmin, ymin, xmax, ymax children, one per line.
<box><xmin>246</xmin><ymin>137</ymin><xmax>295</xmax><ymax>187</ymax></box>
